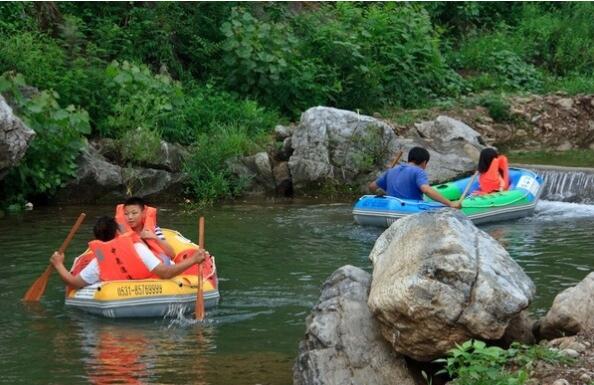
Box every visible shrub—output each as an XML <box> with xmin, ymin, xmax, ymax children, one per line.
<box><xmin>480</xmin><ymin>94</ymin><xmax>513</xmax><ymax>123</ymax></box>
<box><xmin>514</xmin><ymin>3</ymin><xmax>594</xmax><ymax>76</ymax></box>
<box><xmin>295</xmin><ymin>3</ymin><xmax>464</xmax><ymax>110</ymax></box>
<box><xmin>0</xmin><ymin>72</ymin><xmax>90</xmax><ymax>203</ymax></box>
<box><xmin>120</xmin><ymin>127</ymin><xmax>162</xmax><ymax>166</ymax></box>
<box><xmin>435</xmin><ymin>340</ymin><xmax>570</xmax><ymax>385</ymax></box>
<box><xmin>101</xmin><ymin>60</ymin><xmax>184</xmax><ymax>138</ymax></box>
<box><xmin>164</xmin><ymin>82</ymin><xmax>282</xmax><ymax>145</ymax></box>
<box><xmin>218</xmin><ymin>7</ymin><xmax>332</xmax><ymax>116</ymax></box>
<box><xmin>452</xmin><ymin>32</ymin><xmax>542</xmax><ymax>92</ymax></box>
<box><xmin>183</xmin><ymin>123</ymin><xmax>265</xmax><ymax>204</ymax></box>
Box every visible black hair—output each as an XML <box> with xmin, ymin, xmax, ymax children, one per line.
<box><xmin>93</xmin><ymin>216</ymin><xmax>118</xmax><ymax>242</ymax></box>
<box><xmin>478</xmin><ymin>148</ymin><xmax>499</xmax><ymax>174</ymax></box>
<box><xmin>123</xmin><ymin>196</ymin><xmax>146</xmax><ymax>209</ymax></box>
<box><xmin>407</xmin><ymin>147</ymin><xmax>430</xmax><ymax>165</ymax></box>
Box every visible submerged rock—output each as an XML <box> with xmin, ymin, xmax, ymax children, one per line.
<box><xmin>367</xmin><ymin>209</ymin><xmax>535</xmax><ymax>361</ymax></box>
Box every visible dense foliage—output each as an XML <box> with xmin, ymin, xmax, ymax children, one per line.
<box><xmin>0</xmin><ymin>72</ymin><xmax>90</xmax><ymax>204</ymax></box>
<box><xmin>0</xmin><ymin>2</ymin><xmax>593</xmax><ymax>206</ymax></box>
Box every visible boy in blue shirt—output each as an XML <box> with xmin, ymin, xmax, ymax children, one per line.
<box><xmin>368</xmin><ymin>147</ymin><xmax>461</xmax><ymax>208</ymax></box>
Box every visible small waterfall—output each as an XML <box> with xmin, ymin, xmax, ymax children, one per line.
<box><xmin>523</xmin><ymin>165</ymin><xmax>594</xmax><ymax>203</ymax></box>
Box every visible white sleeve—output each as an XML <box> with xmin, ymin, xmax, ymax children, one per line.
<box><xmin>78</xmin><ymin>259</ymin><xmax>100</xmax><ymax>285</ymax></box>
<box><xmin>134</xmin><ymin>242</ymin><xmax>162</xmax><ymax>272</ymax></box>
<box><xmin>154</xmin><ymin>226</ymin><xmax>165</xmax><ymax>240</ymax></box>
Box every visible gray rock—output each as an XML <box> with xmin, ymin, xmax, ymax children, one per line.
<box><xmin>367</xmin><ymin>210</ymin><xmax>535</xmax><ymax>361</ymax></box>
<box><xmin>547</xmin><ymin>336</ymin><xmax>587</xmax><ymax>353</ymax></box>
<box><xmin>54</xmin><ymin>144</ymin><xmax>123</xmax><ymax>203</ymax></box>
<box><xmin>289</xmin><ymin>107</ymin><xmax>400</xmax><ymax>192</ymax></box>
<box><xmin>54</xmin><ymin>143</ymin><xmax>186</xmax><ymax>203</ymax></box>
<box><xmin>274</xmin><ymin>124</ymin><xmax>294</xmax><ymax>141</ymax></box>
<box><xmin>560</xmin><ymin>348</ymin><xmax>579</xmax><ymax>358</ymax></box>
<box><xmin>539</xmin><ymin>272</ymin><xmax>594</xmax><ymax>339</ymax></box>
<box><xmin>228</xmin><ymin>152</ymin><xmax>276</xmax><ymax>195</ymax></box>
<box><xmin>288</xmin><ymin>108</ymin><xmax>480</xmax><ymax>195</ymax></box>
<box><xmin>415</xmin><ymin>115</ymin><xmax>485</xmax><ymax>147</ymax></box>
<box><xmin>272</xmin><ymin>161</ymin><xmax>292</xmax><ymax>196</ymax></box>
<box><xmin>556</xmin><ymin>98</ymin><xmax>574</xmax><ymax>110</ymax></box>
<box><xmin>275</xmin><ymin>136</ymin><xmax>293</xmax><ymax>162</ymax></box>
<box><xmin>121</xmin><ymin>167</ymin><xmax>187</xmax><ymax>200</ymax></box>
<box><xmin>499</xmin><ymin>311</ymin><xmax>536</xmax><ymax>346</ymax></box>
<box><xmin>93</xmin><ymin>138</ymin><xmax>188</xmax><ymax>172</ymax></box>
<box><xmin>0</xmin><ymin>95</ymin><xmax>35</xmax><ymax>180</ymax></box>
<box><xmin>552</xmin><ymin>379</ymin><xmax>569</xmax><ymax>385</ymax></box>
<box><xmin>294</xmin><ymin>265</ymin><xmax>415</xmax><ymax>385</ymax></box>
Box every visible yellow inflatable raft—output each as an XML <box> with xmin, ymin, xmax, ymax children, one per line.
<box><xmin>65</xmin><ymin>229</ymin><xmax>219</xmax><ymax>318</ymax></box>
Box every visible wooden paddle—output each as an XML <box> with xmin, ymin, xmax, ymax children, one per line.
<box><xmin>195</xmin><ymin>216</ymin><xmax>205</xmax><ymax>320</ymax></box>
<box><xmin>23</xmin><ymin>213</ymin><xmax>86</xmax><ymax>302</ymax></box>
<box><xmin>387</xmin><ymin>150</ymin><xmax>404</xmax><ymax>169</ymax></box>
<box><xmin>458</xmin><ymin>172</ymin><xmax>478</xmax><ymax>206</ymax></box>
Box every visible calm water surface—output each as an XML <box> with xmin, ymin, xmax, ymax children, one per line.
<box><xmin>0</xmin><ymin>200</ymin><xmax>593</xmax><ymax>385</ymax></box>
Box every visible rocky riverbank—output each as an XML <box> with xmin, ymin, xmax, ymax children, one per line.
<box><xmin>2</xmin><ymin>93</ymin><xmax>593</xmax><ymax>204</ymax></box>
<box><xmin>293</xmin><ymin>210</ymin><xmax>594</xmax><ymax>385</ymax></box>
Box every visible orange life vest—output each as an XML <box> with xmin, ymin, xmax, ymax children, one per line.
<box><xmin>115</xmin><ymin>204</ymin><xmax>169</xmax><ymax>263</ymax></box>
<box><xmin>173</xmin><ymin>249</ymin><xmax>215</xmax><ymax>277</ymax></box>
<box><xmin>70</xmin><ymin>249</ymin><xmax>95</xmax><ymax>277</ymax></box>
<box><xmin>478</xmin><ymin>155</ymin><xmax>510</xmax><ymax>194</ymax></box>
<box><xmin>89</xmin><ymin>232</ymin><xmax>159</xmax><ymax>281</ymax></box>
<box><xmin>67</xmin><ymin>249</ymin><xmax>97</xmax><ymax>294</ymax></box>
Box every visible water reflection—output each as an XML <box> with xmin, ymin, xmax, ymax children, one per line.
<box><xmin>74</xmin><ymin>317</ymin><xmax>215</xmax><ymax>385</ymax></box>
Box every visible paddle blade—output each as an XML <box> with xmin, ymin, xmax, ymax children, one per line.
<box><xmin>22</xmin><ymin>212</ymin><xmax>86</xmax><ymax>302</ymax></box>
<box><xmin>22</xmin><ymin>266</ymin><xmax>53</xmax><ymax>302</ymax></box>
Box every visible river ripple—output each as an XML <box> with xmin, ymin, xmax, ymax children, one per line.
<box><xmin>0</xmin><ymin>200</ymin><xmax>592</xmax><ymax>384</ymax></box>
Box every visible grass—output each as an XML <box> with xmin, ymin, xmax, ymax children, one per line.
<box><xmin>508</xmin><ymin>149</ymin><xmax>594</xmax><ymax>168</ymax></box>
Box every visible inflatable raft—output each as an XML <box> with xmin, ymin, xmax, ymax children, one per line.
<box><xmin>353</xmin><ymin>167</ymin><xmax>543</xmax><ymax>227</ymax></box>
<box><xmin>65</xmin><ymin>229</ymin><xmax>219</xmax><ymax>318</ymax></box>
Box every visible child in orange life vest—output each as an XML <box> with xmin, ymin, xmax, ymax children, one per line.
<box><xmin>116</xmin><ymin>196</ymin><xmax>175</xmax><ymax>260</ymax></box>
<box><xmin>476</xmin><ymin>148</ymin><xmax>510</xmax><ymax>194</ymax></box>
<box><xmin>50</xmin><ymin>216</ymin><xmax>207</xmax><ymax>289</ymax></box>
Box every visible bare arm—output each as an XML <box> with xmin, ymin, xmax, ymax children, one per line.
<box><xmin>156</xmin><ymin>237</ymin><xmax>175</xmax><ymax>258</ymax></box>
<box><xmin>140</xmin><ymin>229</ymin><xmax>175</xmax><ymax>258</ymax></box>
<box><xmin>420</xmin><ymin>184</ymin><xmax>461</xmax><ymax>209</ymax></box>
<box><xmin>368</xmin><ymin>181</ymin><xmax>385</xmax><ymax>195</ymax></box>
<box><xmin>50</xmin><ymin>252</ymin><xmax>89</xmax><ymax>289</ymax></box>
<box><xmin>151</xmin><ymin>249</ymin><xmax>207</xmax><ymax>279</ymax></box>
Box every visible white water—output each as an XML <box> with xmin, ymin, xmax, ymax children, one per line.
<box><xmin>538</xmin><ymin>168</ymin><xmax>594</xmax><ymax>203</ymax></box>
<box><xmin>533</xmin><ymin>199</ymin><xmax>594</xmax><ymax>221</ymax></box>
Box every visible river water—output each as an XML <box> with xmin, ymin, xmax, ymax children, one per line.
<box><xmin>1</xmin><ymin>199</ymin><xmax>593</xmax><ymax>385</ymax></box>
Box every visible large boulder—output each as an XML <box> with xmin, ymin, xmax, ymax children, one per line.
<box><xmin>409</xmin><ymin>116</ymin><xmax>485</xmax><ymax>183</ymax></box>
<box><xmin>367</xmin><ymin>210</ymin><xmax>535</xmax><ymax>361</ymax></box>
<box><xmin>54</xmin><ymin>145</ymin><xmax>123</xmax><ymax>203</ymax></box>
<box><xmin>54</xmin><ymin>143</ymin><xmax>186</xmax><ymax>203</ymax></box>
<box><xmin>538</xmin><ymin>272</ymin><xmax>594</xmax><ymax>339</ymax></box>
<box><xmin>288</xmin><ymin>107</ymin><xmax>481</xmax><ymax>195</ymax></box>
<box><xmin>92</xmin><ymin>138</ymin><xmax>189</xmax><ymax>172</ymax></box>
<box><xmin>0</xmin><ymin>95</ymin><xmax>35</xmax><ymax>180</ymax></box>
<box><xmin>294</xmin><ymin>265</ymin><xmax>415</xmax><ymax>385</ymax></box>
<box><xmin>289</xmin><ymin>107</ymin><xmax>401</xmax><ymax>193</ymax></box>
<box><xmin>415</xmin><ymin>116</ymin><xmax>484</xmax><ymax>148</ymax></box>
